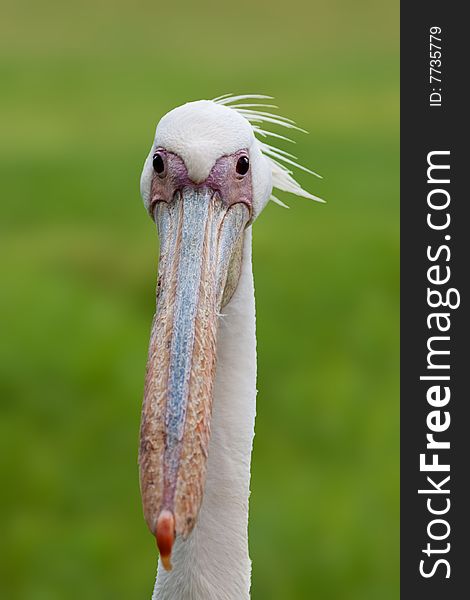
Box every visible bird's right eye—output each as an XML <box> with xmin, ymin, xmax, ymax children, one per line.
<box><xmin>153</xmin><ymin>153</ymin><xmax>165</xmax><ymax>175</ymax></box>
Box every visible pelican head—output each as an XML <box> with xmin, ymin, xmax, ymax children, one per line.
<box><xmin>138</xmin><ymin>95</ymin><xmax>321</xmax><ymax>570</ymax></box>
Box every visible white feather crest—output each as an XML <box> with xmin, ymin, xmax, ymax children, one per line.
<box><xmin>213</xmin><ymin>94</ymin><xmax>324</xmax><ymax>206</ymax></box>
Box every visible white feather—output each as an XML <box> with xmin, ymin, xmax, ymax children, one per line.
<box><xmin>143</xmin><ymin>96</ymin><xmax>323</xmax><ymax>599</ymax></box>
<box><xmin>213</xmin><ymin>94</ymin><xmax>324</xmax><ymax>205</ymax></box>
<box><xmin>141</xmin><ymin>95</ymin><xmax>323</xmax><ymax>219</ymax></box>
<box><xmin>270</xmin><ymin>194</ymin><xmax>290</xmax><ymax>209</ymax></box>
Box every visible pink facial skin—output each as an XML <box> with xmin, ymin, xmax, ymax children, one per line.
<box><xmin>148</xmin><ymin>148</ymin><xmax>254</xmax><ymax>220</ymax></box>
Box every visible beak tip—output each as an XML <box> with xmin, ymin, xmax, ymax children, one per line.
<box><xmin>160</xmin><ymin>552</ymin><xmax>173</xmax><ymax>571</ymax></box>
<box><xmin>156</xmin><ymin>509</ymin><xmax>175</xmax><ymax>571</ymax></box>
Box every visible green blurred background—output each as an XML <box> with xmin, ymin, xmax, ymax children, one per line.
<box><xmin>0</xmin><ymin>1</ymin><xmax>399</xmax><ymax>598</ymax></box>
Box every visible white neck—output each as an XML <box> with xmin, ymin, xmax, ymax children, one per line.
<box><xmin>152</xmin><ymin>228</ymin><xmax>257</xmax><ymax>600</ymax></box>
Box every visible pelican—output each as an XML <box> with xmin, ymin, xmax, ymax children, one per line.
<box><xmin>138</xmin><ymin>94</ymin><xmax>322</xmax><ymax>599</ymax></box>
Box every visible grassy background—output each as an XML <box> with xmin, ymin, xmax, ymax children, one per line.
<box><xmin>0</xmin><ymin>1</ymin><xmax>399</xmax><ymax>598</ymax></box>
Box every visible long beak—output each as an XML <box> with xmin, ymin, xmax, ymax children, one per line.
<box><xmin>139</xmin><ymin>187</ymin><xmax>249</xmax><ymax>570</ymax></box>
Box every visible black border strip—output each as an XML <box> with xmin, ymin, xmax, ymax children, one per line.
<box><xmin>401</xmin><ymin>4</ymin><xmax>468</xmax><ymax>597</ymax></box>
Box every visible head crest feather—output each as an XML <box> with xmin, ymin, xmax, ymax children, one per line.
<box><xmin>213</xmin><ymin>94</ymin><xmax>324</xmax><ymax>206</ymax></box>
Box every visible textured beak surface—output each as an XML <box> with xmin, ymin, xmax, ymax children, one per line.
<box><xmin>139</xmin><ymin>187</ymin><xmax>249</xmax><ymax>568</ymax></box>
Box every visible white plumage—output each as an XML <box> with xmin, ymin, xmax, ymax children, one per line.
<box><xmin>139</xmin><ymin>95</ymin><xmax>319</xmax><ymax>599</ymax></box>
<box><xmin>141</xmin><ymin>94</ymin><xmax>322</xmax><ymax>219</ymax></box>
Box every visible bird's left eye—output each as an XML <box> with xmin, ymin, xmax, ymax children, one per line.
<box><xmin>153</xmin><ymin>152</ymin><xmax>165</xmax><ymax>176</ymax></box>
<box><xmin>236</xmin><ymin>155</ymin><xmax>250</xmax><ymax>176</ymax></box>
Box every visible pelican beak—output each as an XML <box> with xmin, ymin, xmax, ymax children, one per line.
<box><xmin>139</xmin><ymin>186</ymin><xmax>249</xmax><ymax>570</ymax></box>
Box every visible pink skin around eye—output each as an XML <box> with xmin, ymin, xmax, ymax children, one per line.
<box><xmin>149</xmin><ymin>149</ymin><xmax>253</xmax><ymax>218</ymax></box>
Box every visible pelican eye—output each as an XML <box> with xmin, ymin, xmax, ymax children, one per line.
<box><xmin>236</xmin><ymin>155</ymin><xmax>250</xmax><ymax>176</ymax></box>
<box><xmin>153</xmin><ymin>152</ymin><xmax>165</xmax><ymax>175</ymax></box>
